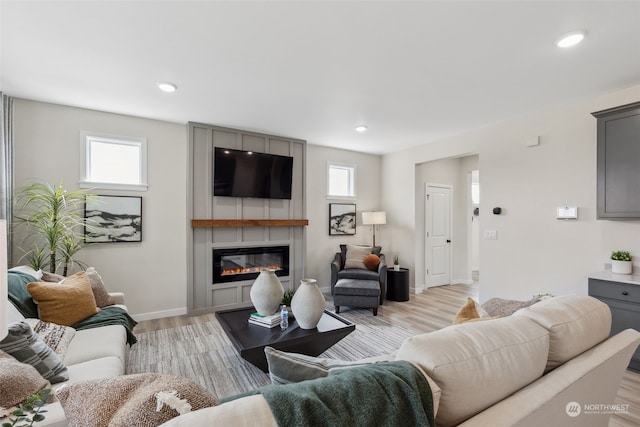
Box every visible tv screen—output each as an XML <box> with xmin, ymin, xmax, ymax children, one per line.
<box><xmin>213</xmin><ymin>148</ymin><xmax>293</xmax><ymax>199</ymax></box>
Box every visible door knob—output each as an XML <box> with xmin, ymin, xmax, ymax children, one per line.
<box><xmin>446</xmin><ymin>239</ymin><xmax>451</xmax><ymax>243</ymax></box>
<box><xmin>622</xmin><ymin>291</ymin><xmax>629</xmax><ymax>296</ymax></box>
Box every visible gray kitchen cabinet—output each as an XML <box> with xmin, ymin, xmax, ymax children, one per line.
<box><xmin>593</xmin><ymin>101</ymin><xmax>640</xmax><ymax>219</ymax></box>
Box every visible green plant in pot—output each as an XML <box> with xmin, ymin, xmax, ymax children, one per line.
<box><xmin>281</xmin><ymin>288</ymin><xmax>296</xmax><ymax>318</ymax></box>
<box><xmin>611</xmin><ymin>250</ymin><xmax>633</xmax><ymax>275</ymax></box>
<box><xmin>14</xmin><ymin>181</ymin><xmax>93</xmax><ymax>274</ymax></box>
<box><xmin>393</xmin><ymin>256</ymin><xmax>400</xmax><ymax>271</ymax></box>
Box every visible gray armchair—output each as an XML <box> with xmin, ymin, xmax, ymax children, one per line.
<box><xmin>330</xmin><ymin>244</ymin><xmax>387</xmax><ymax>304</ymax></box>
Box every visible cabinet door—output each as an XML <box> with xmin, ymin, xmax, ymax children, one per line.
<box><xmin>593</xmin><ymin>101</ymin><xmax>640</xmax><ymax>219</ymax></box>
<box><xmin>601</xmin><ymin>298</ymin><xmax>640</xmax><ymax>371</ymax></box>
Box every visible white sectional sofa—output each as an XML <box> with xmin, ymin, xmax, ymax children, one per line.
<box><xmin>3</xmin><ymin>290</ymin><xmax>130</xmax><ymax>427</ymax></box>
<box><xmin>161</xmin><ymin>295</ymin><xmax>640</xmax><ymax>427</ymax></box>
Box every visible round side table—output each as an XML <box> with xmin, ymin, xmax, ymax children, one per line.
<box><xmin>386</xmin><ymin>268</ymin><xmax>410</xmax><ymax>302</ymax></box>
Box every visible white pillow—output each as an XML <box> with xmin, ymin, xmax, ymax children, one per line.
<box><xmin>8</xmin><ymin>265</ymin><xmax>43</xmax><ymax>280</ymax></box>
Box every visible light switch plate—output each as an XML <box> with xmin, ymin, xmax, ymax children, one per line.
<box><xmin>484</xmin><ymin>230</ymin><xmax>498</xmax><ymax>240</ymax></box>
<box><xmin>557</xmin><ymin>206</ymin><xmax>578</xmax><ymax>220</ymax></box>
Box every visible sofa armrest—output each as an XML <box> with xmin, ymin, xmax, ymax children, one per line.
<box><xmin>378</xmin><ymin>254</ymin><xmax>387</xmax><ymax>303</ymax></box>
<box><xmin>330</xmin><ymin>253</ymin><xmax>342</xmax><ymax>294</ymax></box>
<box><xmin>109</xmin><ymin>292</ymin><xmax>126</xmax><ymax>305</ymax></box>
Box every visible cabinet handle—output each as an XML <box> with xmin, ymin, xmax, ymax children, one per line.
<box><xmin>622</xmin><ymin>291</ymin><xmax>629</xmax><ymax>296</ymax></box>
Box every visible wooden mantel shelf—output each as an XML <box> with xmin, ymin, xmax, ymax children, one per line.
<box><xmin>192</xmin><ymin>219</ymin><xmax>309</xmax><ymax>228</ymax></box>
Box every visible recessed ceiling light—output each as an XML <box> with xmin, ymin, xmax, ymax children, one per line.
<box><xmin>556</xmin><ymin>31</ymin><xmax>585</xmax><ymax>48</ymax></box>
<box><xmin>157</xmin><ymin>82</ymin><xmax>177</xmax><ymax>93</ymax></box>
<box><xmin>355</xmin><ymin>125</ymin><xmax>368</xmax><ymax>133</ymax></box>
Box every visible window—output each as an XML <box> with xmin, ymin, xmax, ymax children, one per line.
<box><xmin>327</xmin><ymin>162</ymin><xmax>356</xmax><ymax>199</ymax></box>
<box><xmin>80</xmin><ymin>132</ymin><xmax>147</xmax><ymax>191</ymax></box>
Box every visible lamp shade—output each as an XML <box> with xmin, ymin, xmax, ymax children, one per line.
<box><xmin>0</xmin><ymin>220</ymin><xmax>7</xmax><ymax>340</ymax></box>
<box><xmin>362</xmin><ymin>211</ymin><xmax>386</xmax><ymax>225</ymax></box>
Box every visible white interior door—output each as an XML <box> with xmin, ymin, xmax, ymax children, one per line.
<box><xmin>426</xmin><ymin>185</ymin><xmax>451</xmax><ymax>287</ymax></box>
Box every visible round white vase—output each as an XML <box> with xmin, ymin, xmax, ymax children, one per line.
<box><xmin>612</xmin><ymin>260</ymin><xmax>633</xmax><ymax>275</ymax></box>
<box><xmin>291</xmin><ymin>278</ymin><xmax>325</xmax><ymax>329</ymax></box>
<box><xmin>250</xmin><ymin>269</ymin><xmax>285</xmax><ymax>316</ymax></box>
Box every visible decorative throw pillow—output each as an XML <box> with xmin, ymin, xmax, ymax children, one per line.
<box><xmin>481</xmin><ymin>297</ymin><xmax>540</xmax><ymax>317</ymax></box>
<box><xmin>41</xmin><ymin>271</ymin><xmax>66</xmax><ymax>283</ymax></box>
<box><xmin>24</xmin><ymin>319</ymin><xmax>76</xmax><ymax>359</ymax></box>
<box><xmin>0</xmin><ymin>322</ymin><xmax>68</xmax><ymax>383</ymax></box>
<box><xmin>83</xmin><ymin>267</ymin><xmax>115</xmax><ymax>307</ymax></box>
<box><xmin>363</xmin><ymin>254</ymin><xmax>381</xmax><ymax>271</ymax></box>
<box><xmin>264</xmin><ymin>346</ymin><xmax>373</xmax><ymax>385</ymax></box>
<box><xmin>56</xmin><ymin>373</ymin><xmax>218</xmax><ymax>427</ymax></box>
<box><xmin>27</xmin><ymin>272</ymin><xmax>100</xmax><ymax>326</ymax></box>
<box><xmin>452</xmin><ymin>297</ymin><xmax>493</xmax><ymax>324</ymax></box>
<box><xmin>0</xmin><ymin>350</ymin><xmax>50</xmax><ymax>409</ymax></box>
<box><xmin>344</xmin><ymin>245</ymin><xmax>373</xmax><ymax>270</ymax></box>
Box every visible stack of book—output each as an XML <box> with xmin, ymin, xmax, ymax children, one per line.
<box><xmin>248</xmin><ymin>312</ymin><xmax>281</xmax><ymax>328</ymax></box>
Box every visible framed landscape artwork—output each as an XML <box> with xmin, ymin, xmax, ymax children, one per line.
<box><xmin>329</xmin><ymin>203</ymin><xmax>356</xmax><ymax>235</ymax></box>
<box><xmin>85</xmin><ymin>195</ymin><xmax>142</xmax><ymax>243</ymax></box>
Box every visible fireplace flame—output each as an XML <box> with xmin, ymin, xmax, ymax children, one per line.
<box><xmin>221</xmin><ymin>265</ymin><xmax>282</xmax><ymax>276</ymax></box>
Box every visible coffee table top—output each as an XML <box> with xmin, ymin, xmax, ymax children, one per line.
<box><xmin>215</xmin><ymin>307</ymin><xmax>355</xmax><ymax>371</ymax></box>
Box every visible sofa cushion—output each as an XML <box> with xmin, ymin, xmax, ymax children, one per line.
<box><xmin>514</xmin><ymin>294</ymin><xmax>612</xmax><ymax>372</ymax></box>
<box><xmin>25</xmin><ymin>318</ymin><xmax>76</xmax><ymax>359</ymax></box>
<box><xmin>395</xmin><ymin>315</ymin><xmax>549</xmax><ymax>427</ymax></box>
<box><xmin>64</xmin><ymin>356</ymin><xmax>126</xmax><ymax>386</ymax></box>
<box><xmin>0</xmin><ymin>321</ymin><xmax>69</xmax><ymax>384</ymax></box>
<box><xmin>56</xmin><ymin>373</ymin><xmax>218</xmax><ymax>427</ymax></box>
<box><xmin>264</xmin><ymin>346</ymin><xmax>374</xmax><ymax>384</ymax></box>
<box><xmin>0</xmin><ymin>350</ymin><xmax>50</xmax><ymax>409</ymax></box>
<box><xmin>27</xmin><ymin>272</ymin><xmax>100</xmax><ymax>326</ymax></box>
<box><xmin>63</xmin><ymin>325</ymin><xmax>127</xmax><ymax>368</ymax></box>
<box><xmin>6</xmin><ymin>300</ymin><xmax>25</xmax><ymax>323</ymax></box>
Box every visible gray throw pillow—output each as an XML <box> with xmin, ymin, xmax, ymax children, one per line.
<box><xmin>264</xmin><ymin>346</ymin><xmax>372</xmax><ymax>385</ymax></box>
<box><xmin>0</xmin><ymin>321</ymin><xmax>68</xmax><ymax>384</ymax></box>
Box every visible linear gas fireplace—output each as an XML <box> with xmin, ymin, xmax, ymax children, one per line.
<box><xmin>213</xmin><ymin>245</ymin><xmax>290</xmax><ymax>284</ymax></box>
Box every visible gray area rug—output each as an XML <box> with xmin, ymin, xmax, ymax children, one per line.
<box><xmin>126</xmin><ymin>302</ymin><xmax>414</xmax><ymax>399</ymax></box>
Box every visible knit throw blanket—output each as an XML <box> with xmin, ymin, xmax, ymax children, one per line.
<box><xmin>232</xmin><ymin>360</ymin><xmax>434</xmax><ymax>427</ymax></box>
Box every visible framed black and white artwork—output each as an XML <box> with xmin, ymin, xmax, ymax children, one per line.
<box><xmin>85</xmin><ymin>195</ymin><xmax>142</xmax><ymax>243</ymax></box>
<box><xmin>329</xmin><ymin>203</ymin><xmax>356</xmax><ymax>236</ymax></box>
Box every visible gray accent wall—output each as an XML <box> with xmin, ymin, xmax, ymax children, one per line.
<box><xmin>188</xmin><ymin>122</ymin><xmax>306</xmax><ymax>314</ymax></box>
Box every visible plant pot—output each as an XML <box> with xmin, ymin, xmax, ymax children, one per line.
<box><xmin>250</xmin><ymin>269</ymin><xmax>284</xmax><ymax>316</ymax></box>
<box><xmin>612</xmin><ymin>260</ymin><xmax>633</xmax><ymax>275</ymax></box>
<box><xmin>394</xmin><ymin>265</ymin><xmax>400</xmax><ymax>271</ymax></box>
<box><xmin>291</xmin><ymin>278</ymin><xmax>325</xmax><ymax>329</ymax></box>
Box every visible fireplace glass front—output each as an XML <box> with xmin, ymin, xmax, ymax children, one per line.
<box><xmin>213</xmin><ymin>245</ymin><xmax>290</xmax><ymax>284</ymax></box>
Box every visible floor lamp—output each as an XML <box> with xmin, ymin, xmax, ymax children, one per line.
<box><xmin>362</xmin><ymin>211</ymin><xmax>386</xmax><ymax>247</ymax></box>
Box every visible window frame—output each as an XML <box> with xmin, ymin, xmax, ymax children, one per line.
<box><xmin>79</xmin><ymin>131</ymin><xmax>148</xmax><ymax>191</ymax></box>
<box><xmin>326</xmin><ymin>161</ymin><xmax>356</xmax><ymax>200</ymax></box>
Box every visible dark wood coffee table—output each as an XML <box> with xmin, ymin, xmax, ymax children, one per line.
<box><xmin>215</xmin><ymin>307</ymin><xmax>355</xmax><ymax>372</ymax></box>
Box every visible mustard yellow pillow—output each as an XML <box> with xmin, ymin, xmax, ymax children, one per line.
<box><xmin>27</xmin><ymin>272</ymin><xmax>100</xmax><ymax>326</ymax></box>
<box><xmin>453</xmin><ymin>297</ymin><xmax>499</xmax><ymax>324</ymax></box>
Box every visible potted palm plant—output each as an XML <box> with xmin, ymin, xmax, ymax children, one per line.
<box><xmin>611</xmin><ymin>250</ymin><xmax>633</xmax><ymax>275</ymax></box>
<box><xmin>14</xmin><ymin>181</ymin><xmax>93</xmax><ymax>274</ymax></box>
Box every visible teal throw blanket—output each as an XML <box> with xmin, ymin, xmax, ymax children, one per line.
<box><xmin>227</xmin><ymin>360</ymin><xmax>434</xmax><ymax>427</ymax></box>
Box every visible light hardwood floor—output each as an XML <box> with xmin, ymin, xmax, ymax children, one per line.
<box><xmin>135</xmin><ymin>283</ymin><xmax>640</xmax><ymax>426</ymax></box>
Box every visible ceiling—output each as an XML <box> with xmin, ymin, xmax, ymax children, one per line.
<box><xmin>1</xmin><ymin>1</ymin><xmax>639</xmax><ymax>154</ymax></box>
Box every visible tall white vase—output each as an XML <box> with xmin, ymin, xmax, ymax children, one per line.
<box><xmin>250</xmin><ymin>269</ymin><xmax>284</xmax><ymax>316</ymax></box>
<box><xmin>291</xmin><ymin>278</ymin><xmax>325</xmax><ymax>329</ymax></box>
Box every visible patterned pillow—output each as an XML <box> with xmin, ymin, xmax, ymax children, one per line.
<box><xmin>0</xmin><ymin>322</ymin><xmax>68</xmax><ymax>383</ymax></box>
<box><xmin>56</xmin><ymin>373</ymin><xmax>218</xmax><ymax>427</ymax></box>
<box><xmin>24</xmin><ymin>319</ymin><xmax>76</xmax><ymax>359</ymax></box>
<box><xmin>0</xmin><ymin>350</ymin><xmax>50</xmax><ymax>409</ymax></box>
<box><xmin>27</xmin><ymin>272</ymin><xmax>100</xmax><ymax>326</ymax></box>
<box><xmin>264</xmin><ymin>346</ymin><xmax>372</xmax><ymax>385</ymax></box>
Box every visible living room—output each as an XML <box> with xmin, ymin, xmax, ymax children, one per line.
<box><xmin>2</xmin><ymin>1</ymin><xmax>640</xmax><ymax>425</ymax></box>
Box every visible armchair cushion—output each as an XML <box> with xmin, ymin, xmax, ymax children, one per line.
<box><xmin>339</xmin><ymin>245</ymin><xmax>381</xmax><ymax>269</ymax></box>
<box><xmin>337</xmin><ymin>269</ymin><xmax>381</xmax><ymax>282</ymax></box>
<box><xmin>344</xmin><ymin>245</ymin><xmax>372</xmax><ymax>269</ymax></box>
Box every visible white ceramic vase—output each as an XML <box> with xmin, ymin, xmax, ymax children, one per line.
<box><xmin>250</xmin><ymin>269</ymin><xmax>285</xmax><ymax>316</ymax></box>
<box><xmin>612</xmin><ymin>260</ymin><xmax>632</xmax><ymax>275</ymax></box>
<box><xmin>291</xmin><ymin>278</ymin><xmax>325</xmax><ymax>329</ymax></box>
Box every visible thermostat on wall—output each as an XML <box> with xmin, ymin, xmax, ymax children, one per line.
<box><xmin>557</xmin><ymin>206</ymin><xmax>578</xmax><ymax>220</ymax></box>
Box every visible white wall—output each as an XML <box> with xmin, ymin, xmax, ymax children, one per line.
<box><xmin>382</xmin><ymin>84</ymin><xmax>640</xmax><ymax>302</ymax></box>
<box><xmin>305</xmin><ymin>144</ymin><xmax>382</xmax><ymax>291</ymax></box>
<box><xmin>12</xmin><ymin>99</ymin><xmax>187</xmax><ymax>320</ymax></box>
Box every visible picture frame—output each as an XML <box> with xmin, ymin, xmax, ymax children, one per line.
<box><xmin>85</xmin><ymin>195</ymin><xmax>142</xmax><ymax>243</ymax></box>
<box><xmin>329</xmin><ymin>203</ymin><xmax>356</xmax><ymax>236</ymax></box>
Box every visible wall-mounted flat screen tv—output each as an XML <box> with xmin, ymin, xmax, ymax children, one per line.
<box><xmin>213</xmin><ymin>148</ymin><xmax>293</xmax><ymax>199</ymax></box>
